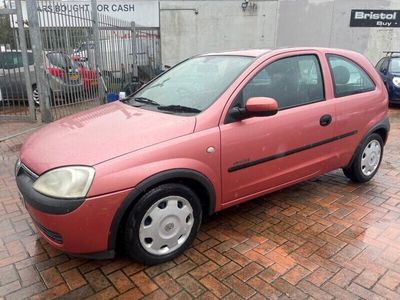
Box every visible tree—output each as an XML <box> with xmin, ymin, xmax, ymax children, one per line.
<box><xmin>0</xmin><ymin>14</ymin><xmax>16</xmax><ymax>48</ymax></box>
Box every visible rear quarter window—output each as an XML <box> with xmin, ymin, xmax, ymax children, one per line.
<box><xmin>327</xmin><ymin>54</ymin><xmax>375</xmax><ymax>98</ymax></box>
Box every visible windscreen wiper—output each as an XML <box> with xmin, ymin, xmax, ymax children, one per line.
<box><xmin>157</xmin><ymin>105</ymin><xmax>201</xmax><ymax>113</ymax></box>
<box><xmin>133</xmin><ymin>97</ymin><xmax>160</xmax><ymax>106</ymax></box>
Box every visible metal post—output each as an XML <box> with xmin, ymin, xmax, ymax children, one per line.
<box><xmin>131</xmin><ymin>21</ymin><xmax>138</xmax><ymax>79</ymax></box>
<box><xmin>91</xmin><ymin>0</ymin><xmax>105</xmax><ymax>103</ymax></box>
<box><xmin>26</xmin><ymin>0</ymin><xmax>52</xmax><ymax>122</ymax></box>
<box><xmin>15</xmin><ymin>0</ymin><xmax>35</xmax><ymax>121</ymax></box>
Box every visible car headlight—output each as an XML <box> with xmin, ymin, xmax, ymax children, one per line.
<box><xmin>393</xmin><ymin>77</ymin><xmax>400</xmax><ymax>87</ymax></box>
<box><xmin>33</xmin><ymin>166</ymin><xmax>95</xmax><ymax>199</ymax></box>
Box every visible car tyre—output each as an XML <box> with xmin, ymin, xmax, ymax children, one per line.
<box><xmin>124</xmin><ymin>183</ymin><xmax>202</xmax><ymax>265</ymax></box>
<box><xmin>343</xmin><ymin>133</ymin><xmax>383</xmax><ymax>183</ymax></box>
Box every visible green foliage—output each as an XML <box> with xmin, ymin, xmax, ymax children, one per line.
<box><xmin>0</xmin><ymin>14</ymin><xmax>15</xmax><ymax>47</ymax></box>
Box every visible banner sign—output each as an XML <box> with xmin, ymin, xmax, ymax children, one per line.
<box><xmin>17</xmin><ymin>0</ymin><xmax>159</xmax><ymax>28</ymax></box>
<box><xmin>350</xmin><ymin>9</ymin><xmax>400</xmax><ymax>27</ymax></box>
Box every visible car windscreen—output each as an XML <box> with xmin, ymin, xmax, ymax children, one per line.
<box><xmin>126</xmin><ymin>55</ymin><xmax>254</xmax><ymax>113</ymax></box>
<box><xmin>389</xmin><ymin>57</ymin><xmax>400</xmax><ymax>73</ymax></box>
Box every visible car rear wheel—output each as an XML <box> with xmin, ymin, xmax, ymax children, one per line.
<box><xmin>124</xmin><ymin>183</ymin><xmax>202</xmax><ymax>265</ymax></box>
<box><xmin>343</xmin><ymin>133</ymin><xmax>383</xmax><ymax>183</ymax></box>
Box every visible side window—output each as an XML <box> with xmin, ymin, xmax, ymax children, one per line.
<box><xmin>0</xmin><ymin>52</ymin><xmax>21</xmax><ymax>69</ymax></box>
<box><xmin>327</xmin><ymin>55</ymin><xmax>375</xmax><ymax>97</ymax></box>
<box><xmin>375</xmin><ymin>58</ymin><xmax>385</xmax><ymax>71</ymax></box>
<box><xmin>28</xmin><ymin>52</ymin><xmax>34</xmax><ymax>65</ymax></box>
<box><xmin>13</xmin><ymin>53</ymin><xmax>23</xmax><ymax>68</ymax></box>
<box><xmin>236</xmin><ymin>55</ymin><xmax>324</xmax><ymax>110</ymax></box>
<box><xmin>381</xmin><ymin>58</ymin><xmax>389</xmax><ymax>72</ymax></box>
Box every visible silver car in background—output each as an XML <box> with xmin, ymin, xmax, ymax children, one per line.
<box><xmin>0</xmin><ymin>50</ymin><xmax>84</xmax><ymax>106</ymax></box>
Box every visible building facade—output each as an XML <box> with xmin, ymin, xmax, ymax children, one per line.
<box><xmin>159</xmin><ymin>0</ymin><xmax>400</xmax><ymax>66</ymax></box>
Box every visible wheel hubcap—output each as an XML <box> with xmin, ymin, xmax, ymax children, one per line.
<box><xmin>361</xmin><ymin>139</ymin><xmax>381</xmax><ymax>176</ymax></box>
<box><xmin>139</xmin><ymin>196</ymin><xmax>194</xmax><ymax>255</ymax></box>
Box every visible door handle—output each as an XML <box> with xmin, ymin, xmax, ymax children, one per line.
<box><xmin>320</xmin><ymin>114</ymin><xmax>332</xmax><ymax>126</ymax></box>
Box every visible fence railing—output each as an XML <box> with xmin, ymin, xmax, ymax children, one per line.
<box><xmin>0</xmin><ymin>0</ymin><xmax>161</xmax><ymax>123</ymax></box>
<box><xmin>0</xmin><ymin>0</ymin><xmax>36</xmax><ymax>121</ymax></box>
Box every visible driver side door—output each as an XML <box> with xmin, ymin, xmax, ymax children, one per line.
<box><xmin>220</xmin><ymin>52</ymin><xmax>336</xmax><ymax>207</ymax></box>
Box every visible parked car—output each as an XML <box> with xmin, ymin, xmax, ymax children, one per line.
<box><xmin>73</xmin><ymin>37</ymin><xmax>160</xmax><ymax>83</ymax></box>
<box><xmin>70</xmin><ymin>55</ymin><xmax>98</xmax><ymax>90</ymax></box>
<box><xmin>0</xmin><ymin>50</ymin><xmax>36</xmax><ymax>105</ymax></box>
<box><xmin>0</xmin><ymin>50</ymin><xmax>94</xmax><ymax>106</ymax></box>
<box><xmin>44</xmin><ymin>51</ymin><xmax>86</xmax><ymax>103</ymax></box>
<box><xmin>16</xmin><ymin>48</ymin><xmax>389</xmax><ymax>265</ymax></box>
<box><xmin>376</xmin><ymin>51</ymin><xmax>400</xmax><ymax>105</ymax></box>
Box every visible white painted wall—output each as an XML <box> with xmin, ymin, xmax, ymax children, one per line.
<box><xmin>160</xmin><ymin>0</ymin><xmax>278</xmax><ymax>66</ymax></box>
<box><xmin>276</xmin><ymin>0</ymin><xmax>400</xmax><ymax>65</ymax></box>
<box><xmin>159</xmin><ymin>0</ymin><xmax>400</xmax><ymax>66</ymax></box>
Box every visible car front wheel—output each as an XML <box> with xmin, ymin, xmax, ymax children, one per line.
<box><xmin>343</xmin><ymin>133</ymin><xmax>383</xmax><ymax>183</ymax></box>
<box><xmin>124</xmin><ymin>183</ymin><xmax>202</xmax><ymax>265</ymax></box>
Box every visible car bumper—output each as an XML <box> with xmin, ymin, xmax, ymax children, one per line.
<box><xmin>387</xmin><ymin>85</ymin><xmax>400</xmax><ymax>102</ymax></box>
<box><xmin>16</xmin><ymin>162</ymin><xmax>132</xmax><ymax>256</ymax></box>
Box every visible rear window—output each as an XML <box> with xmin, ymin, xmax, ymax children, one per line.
<box><xmin>47</xmin><ymin>52</ymin><xmax>76</xmax><ymax>69</ymax></box>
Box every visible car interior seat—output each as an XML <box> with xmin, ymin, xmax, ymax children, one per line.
<box><xmin>332</xmin><ymin>65</ymin><xmax>350</xmax><ymax>96</ymax></box>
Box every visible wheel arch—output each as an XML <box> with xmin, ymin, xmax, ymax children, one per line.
<box><xmin>107</xmin><ymin>168</ymin><xmax>216</xmax><ymax>251</ymax></box>
<box><xmin>345</xmin><ymin>117</ymin><xmax>389</xmax><ymax>169</ymax></box>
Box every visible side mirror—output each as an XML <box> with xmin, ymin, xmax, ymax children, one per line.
<box><xmin>230</xmin><ymin>97</ymin><xmax>278</xmax><ymax>121</ymax></box>
<box><xmin>381</xmin><ymin>68</ymin><xmax>387</xmax><ymax>75</ymax></box>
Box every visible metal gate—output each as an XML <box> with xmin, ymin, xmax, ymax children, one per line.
<box><xmin>0</xmin><ymin>0</ymin><xmax>36</xmax><ymax>121</ymax></box>
<box><xmin>0</xmin><ymin>0</ymin><xmax>161</xmax><ymax>123</ymax></box>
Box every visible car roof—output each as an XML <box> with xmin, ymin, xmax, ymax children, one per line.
<box><xmin>200</xmin><ymin>47</ymin><xmax>362</xmax><ymax>59</ymax></box>
<box><xmin>202</xmin><ymin>49</ymin><xmax>272</xmax><ymax>57</ymax></box>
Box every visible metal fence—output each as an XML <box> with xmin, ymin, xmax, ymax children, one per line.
<box><xmin>0</xmin><ymin>0</ymin><xmax>161</xmax><ymax>123</ymax></box>
<box><xmin>0</xmin><ymin>0</ymin><xmax>36</xmax><ymax>121</ymax></box>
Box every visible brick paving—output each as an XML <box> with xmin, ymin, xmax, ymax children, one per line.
<box><xmin>0</xmin><ymin>109</ymin><xmax>399</xmax><ymax>299</ymax></box>
<box><xmin>0</xmin><ymin>120</ymin><xmax>42</xmax><ymax>142</ymax></box>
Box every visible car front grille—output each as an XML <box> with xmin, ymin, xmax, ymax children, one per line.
<box><xmin>15</xmin><ymin>160</ymin><xmax>38</xmax><ymax>181</ymax></box>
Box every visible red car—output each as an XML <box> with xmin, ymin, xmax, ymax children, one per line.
<box><xmin>16</xmin><ymin>48</ymin><xmax>389</xmax><ymax>264</ymax></box>
<box><xmin>70</xmin><ymin>55</ymin><xmax>98</xmax><ymax>90</ymax></box>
